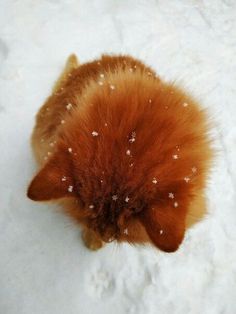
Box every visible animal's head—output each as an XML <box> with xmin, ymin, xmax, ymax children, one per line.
<box><xmin>27</xmin><ymin>144</ymin><xmax>187</xmax><ymax>252</ymax></box>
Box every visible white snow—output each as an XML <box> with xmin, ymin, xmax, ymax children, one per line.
<box><xmin>168</xmin><ymin>193</ymin><xmax>174</xmax><ymax>199</ymax></box>
<box><xmin>184</xmin><ymin>177</ymin><xmax>190</xmax><ymax>183</ymax></box>
<box><xmin>68</xmin><ymin>185</ymin><xmax>73</xmax><ymax>193</ymax></box>
<box><xmin>0</xmin><ymin>1</ymin><xmax>236</xmax><ymax>314</ymax></box>
<box><xmin>129</xmin><ymin>131</ymin><xmax>136</xmax><ymax>143</ymax></box>
<box><xmin>125</xmin><ymin>196</ymin><xmax>130</xmax><ymax>203</ymax></box>
<box><xmin>91</xmin><ymin>131</ymin><xmax>99</xmax><ymax>137</ymax></box>
<box><xmin>112</xmin><ymin>195</ymin><xmax>118</xmax><ymax>201</ymax></box>
<box><xmin>124</xmin><ymin>228</ymin><xmax>129</xmax><ymax>235</ymax></box>
<box><xmin>152</xmin><ymin>177</ymin><xmax>158</xmax><ymax>184</ymax></box>
<box><xmin>66</xmin><ymin>103</ymin><xmax>73</xmax><ymax>110</ymax></box>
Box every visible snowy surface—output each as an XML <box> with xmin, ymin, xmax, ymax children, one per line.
<box><xmin>1</xmin><ymin>1</ymin><xmax>236</xmax><ymax>313</ymax></box>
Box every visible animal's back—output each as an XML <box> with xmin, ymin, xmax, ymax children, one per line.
<box><xmin>63</xmin><ymin>58</ymin><xmax>212</xmax><ymax>209</ymax></box>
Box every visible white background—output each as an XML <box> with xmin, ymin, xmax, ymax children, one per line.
<box><xmin>0</xmin><ymin>1</ymin><xmax>236</xmax><ymax>313</ymax></box>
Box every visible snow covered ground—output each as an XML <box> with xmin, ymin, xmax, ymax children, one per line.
<box><xmin>1</xmin><ymin>1</ymin><xmax>236</xmax><ymax>313</ymax></box>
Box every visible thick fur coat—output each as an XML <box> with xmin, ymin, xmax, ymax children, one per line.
<box><xmin>27</xmin><ymin>54</ymin><xmax>213</xmax><ymax>252</ymax></box>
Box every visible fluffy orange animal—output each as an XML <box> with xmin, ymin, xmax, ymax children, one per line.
<box><xmin>27</xmin><ymin>54</ymin><xmax>213</xmax><ymax>252</ymax></box>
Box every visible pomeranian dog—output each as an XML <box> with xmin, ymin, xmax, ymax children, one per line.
<box><xmin>27</xmin><ymin>54</ymin><xmax>213</xmax><ymax>252</ymax></box>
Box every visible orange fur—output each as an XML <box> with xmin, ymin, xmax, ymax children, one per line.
<box><xmin>27</xmin><ymin>54</ymin><xmax>213</xmax><ymax>252</ymax></box>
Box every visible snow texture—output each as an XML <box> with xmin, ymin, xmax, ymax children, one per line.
<box><xmin>0</xmin><ymin>1</ymin><xmax>236</xmax><ymax>313</ymax></box>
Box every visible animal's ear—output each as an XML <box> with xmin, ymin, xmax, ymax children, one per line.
<box><xmin>139</xmin><ymin>205</ymin><xmax>186</xmax><ymax>252</ymax></box>
<box><xmin>27</xmin><ymin>151</ymin><xmax>76</xmax><ymax>201</ymax></box>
